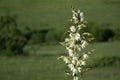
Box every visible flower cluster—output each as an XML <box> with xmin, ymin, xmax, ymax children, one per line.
<box><xmin>58</xmin><ymin>7</ymin><xmax>95</xmax><ymax>80</ymax></box>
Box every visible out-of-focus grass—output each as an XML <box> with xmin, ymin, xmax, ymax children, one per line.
<box><xmin>83</xmin><ymin>67</ymin><xmax>120</xmax><ymax>80</ymax></box>
<box><xmin>0</xmin><ymin>42</ymin><xmax>120</xmax><ymax>80</ymax></box>
<box><xmin>0</xmin><ymin>56</ymin><xmax>66</xmax><ymax>80</ymax></box>
<box><xmin>0</xmin><ymin>0</ymin><xmax>120</xmax><ymax>80</ymax></box>
<box><xmin>26</xmin><ymin>41</ymin><xmax>120</xmax><ymax>58</ymax></box>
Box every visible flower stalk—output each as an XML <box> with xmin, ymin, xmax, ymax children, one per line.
<box><xmin>58</xmin><ymin>7</ymin><xmax>95</xmax><ymax>80</ymax></box>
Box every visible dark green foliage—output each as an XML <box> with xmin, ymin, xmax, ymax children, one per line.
<box><xmin>113</xmin><ymin>28</ymin><xmax>120</xmax><ymax>41</ymax></box>
<box><xmin>0</xmin><ymin>14</ymin><xmax>28</xmax><ymax>56</ymax></box>
<box><xmin>29</xmin><ymin>29</ymin><xmax>49</xmax><ymax>44</ymax></box>
<box><xmin>84</xmin><ymin>22</ymin><xmax>117</xmax><ymax>42</ymax></box>
<box><xmin>92</xmin><ymin>27</ymin><xmax>115</xmax><ymax>42</ymax></box>
<box><xmin>45</xmin><ymin>29</ymin><xmax>56</xmax><ymax>44</ymax></box>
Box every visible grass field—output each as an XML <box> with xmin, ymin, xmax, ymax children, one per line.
<box><xmin>0</xmin><ymin>0</ymin><xmax>120</xmax><ymax>30</ymax></box>
<box><xmin>0</xmin><ymin>0</ymin><xmax>120</xmax><ymax>80</ymax></box>
<box><xmin>0</xmin><ymin>42</ymin><xmax>120</xmax><ymax>80</ymax></box>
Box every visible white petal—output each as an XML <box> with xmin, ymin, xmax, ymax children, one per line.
<box><xmin>70</xmin><ymin>26</ymin><xmax>76</xmax><ymax>32</ymax></box>
<box><xmin>77</xmin><ymin>10</ymin><xmax>80</xmax><ymax>13</ymax></box>
<box><xmin>65</xmin><ymin>38</ymin><xmax>70</xmax><ymax>42</ymax></box>
<box><xmin>75</xmin><ymin>33</ymin><xmax>80</xmax><ymax>41</ymax></box>
<box><xmin>78</xmin><ymin>67</ymin><xmax>82</xmax><ymax>72</ymax></box>
<box><xmin>83</xmin><ymin>54</ymin><xmax>88</xmax><ymax>60</ymax></box>
<box><xmin>80</xmin><ymin>12</ymin><xmax>84</xmax><ymax>22</ymax></box>
<box><xmin>80</xmin><ymin>12</ymin><xmax>84</xmax><ymax>17</ymax></box>
<box><xmin>73</xmin><ymin>76</ymin><xmax>78</xmax><ymax>80</ymax></box>
<box><xmin>63</xmin><ymin>57</ymin><xmax>70</xmax><ymax>63</ymax></box>
<box><xmin>81</xmin><ymin>40</ymin><xmax>88</xmax><ymax>48</ymax></box>
<box><xmin>68</xmin><ymin>49</ymin><xmax>73</xmax><ymax>56</ymax></box>
<box><xmin>72</xmin><ymin>59</ymin><xmax>76</xmax><ymax>64</ymax></box>
<box><xmin>81</xmin><ymin>17</ymin><xmax>84</xmax><ymax>22</ymax></box>
<box><xmin>81</xmin><ymin>61</ymin><xmax>86</xmax><ymax>66</ymax></box>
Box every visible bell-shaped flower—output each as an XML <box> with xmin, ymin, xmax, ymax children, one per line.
<box><xmin>80</xmin><ymin>60</ymin><xmax>86</xmax><ymax>66</ymax></box>
<box><xmin>63</xmin><ymin>57</ymin><xmax>70</xmax><ymax>64</ymax></box>
<box><xmin>68</xmin><ymin>48</ymin><xmax>74</xmax><ymax>57</ymax></box>
<box><xmin>81</xmin><ymin>40</ymin><xmax>88</xmax><ymax>48</ymax></box>
<box><xmin>83</xmin><ymin>54</ymin><xmax>88</xmax><ymax>60</ymax></box>
<box><xmin>77</xmin><ymin>67</ymin><xmax>82</xmax><ymax>73</ymax></box>
<box><xmin>70</xmin><ymin>26</ymin><xmax>76</xmax><ymax>32</ymax></box>
<box><xmin>80</xmin><ymin>12</ymin><xmax>84</xmax><ymax>22</ymax></box>
<box><xmin>75</xmin><ymin>33</ymin><xmax>81</xmax><ymax>41</ymax></box>
<box><xmin>73</xmin><ymin>76</ymin><xmax>78</xmax><ymax>80</ymax></box>
<box><xmin>72</xmin><ymin>68</ymin><xmax>77</xmax><ymax>76</ymax></box>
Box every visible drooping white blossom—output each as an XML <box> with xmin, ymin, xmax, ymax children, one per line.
<box><xmin>75</xmin><ymin>33</ymin><xmax>81</xmax><ymax>41</ymax></box>
<box><xmin>68</xmin><ymin>63</ymin><xmax>74</xmax><ymax>71</ymax></box>
<box><xmin>80</xmin><ymin>12</ymin><xmax>84</xmax><ymax>22</ymax></box>
<box><xmin>77</xmin><ymin>25</ymin><xmax>82</xmax><ymax>30</ymax></box>
<box><xmin>73</xmin><ymin>76</ymin><xmax>78</xmax><ymax>80</ymax></box>
<box><xmin>80</xmin><ymin>60</ymin><xmax>86</xmax><ymax>66</ymax></box>
<box><xmin>76</xmin><ymin>45</ymin><xmax>81</xmax><ymax>51</ymax></box>
<box><xmin>77</xmin><ymin>67</ymin><xmax>82</xmax><ymax>73</ymax></box>
<box><xmin>72</xmin><ymin>68</ymin><xmax>77</xmax><ymax>76</ymax></box>
<box><xmin>69</xmin><ymin>33</ymin><xmax>81</xmax><ymax>41</ymax></box>
<box><xmin>70</xmin><ymin>26</ymin><xmax>76</xmax><ymax>32</ymax></box>
<box><xmin>81</xmin><ymin>40</ymin><xmax>88</xmax><ymax>48</ymax></box>
<box><xmin>68</xmin><ymin>48</ymin><xmax>74</xmax><ymax>57</ymax></box>
<box><xmin>83</xmin><ymin>54</ymin><xmax>88</xmax><ymax>60</ymax></box>
<box><xmin>65</xmin><ymin>38</ymin><xmax>70</xmax><ymax>42</ymax></box>
<box><xmin>63</xmin><ymin>57</ymin><xmax>70</xmax><ymax>64</ymax></box>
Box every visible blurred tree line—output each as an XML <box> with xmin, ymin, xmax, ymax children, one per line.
<box><xmin>0</xmin><ymin>14</ymin><xmax>120</xmax><ymax>56</ymax></box>
<box><xmin>0</xmin><ymin>14</ymin><xmax>28</xmax><ymax>56</ymax></box>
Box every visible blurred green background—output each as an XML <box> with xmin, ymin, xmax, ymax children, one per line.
<box><xmin>0</xmin><ymin>0</ymin><xmax>120</xmax><ymax>80</ymax></box>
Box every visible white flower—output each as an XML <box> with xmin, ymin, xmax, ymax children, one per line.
<box><xmin>76</xmin><ymin>61</ymin><xmax>80</xmax><ymax>66</ymax></box>
<box><xmin>65</xmin><ymin>38</ymin><xmax>70</xmax><ymax>42</ymax></box>
<box><xmin>69</xmin><ymin>41</ymin><xmax>75</xmax><ymax>48</ymax></box>
<box><xmin>81</xmin><ymin>17</ymin><xmax>84</xmax><ymax>22</ymax></box>
<box><xmin>69</xmin><ymin>33</ymin><xmax>74</xmax><ymax>39</ymax></box>
<box><xmin>77</xmin><ymin>67</ymin><xmax>82</xmax><ymax>72</ymax></box>
<box><xmin>80</xmin><ymin>60</ymin><xmax>86</xmax><ymax>66</ymax></box>
<box><xmin>70</xmin><ymin>26</ymin><xmax>76</xmax><ymax>32</ymax></box>
<box><xmin>72</xmin><ymin>14</ymin><xmax>77</xmax><ymax>20</ymax></box>
<box><xmin>68</xmin><ymin>48</ymin><xmax>73</xmax><ymax>56</ymax></box>
<box><xmin>80</xmin><ymin>12</ymin><xmax>84</xmax><ymax>22</ymax></box>
<box><xmin>77</xmin><ymin>10</ymin><xmax>80</xmax><ymax>14</ymax></box>
<box><xmin>72</xmin><ymin>10</ymin><xmax>75</xmax><ymax>13</ymax></box>
<box><xmin>81</xmin><ymin>24</ymin><xmax>86</xmax><ymax>27</ymax></box>
<box><xmin>80</xmin><ymin>12</ymin><xmax>83</xmax><ymax>17</ymax></box>
<box><xmin>76</xmin><ymin>45</ymin><xmax>81</xmax><ymax>51</ymax></box>
<box><xmin>73</xmin><ymin>56</ymin><xmax>78</xmax><ymax>61</ymax></box>
<box><xmin>63</xmin><ymin>57</ymin><xmax>70</xmax><ymax>63</ymax></box>
<box><xmin>72</xmin><ymin>12</ymin><xmax>79</xmax><ymax>24</ymax></box>
<box><xmin>72</xmin><ymin>68</ymin><xmax>77</xmax><ymax>76</ymax></box>
<box><xmin>83</xmin><ymin>54</ymin><xmax>88</xmax><ymax>60</ymax></box>
<box><xmin>77</xmin><ymin>25</ymin><xmax>82</xmax><ymax>30</ymax></box>
<box><xmin>81</xmin><ymin>40</ymin><xmax>88</xmax><ymax>48</ymax></box>
<box><xmin>73</xmin><ymin>76</ymin><xmax>78</xmax><ymax>80</ymax></box>
<box><xmin>69</xmin><ymin>33</ymin><xmax>80</xmax><ymax>41</ymax></box>
<box><xmin>72</xmin><ymin>12</ymin><xmax>77</xmax><ymax>20</ymax></box>
<box><xmin>75</xmin><ymin>33</ymin><xmax>80</xmax><ymax>41</ymax></box>
<box><xmin>68</xmin><ymin>64</ymin><xmax>74</xmax><ymax>71</ymax></box>
<box><xmin>72</xmin><ymin>59</ymin><xmax>76</xmax><ymax>65</ymax></box>
<box><xmin>74</xmin><ymin>19</ymin><xmax>79</xmax><ymax>24</ymax></box>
